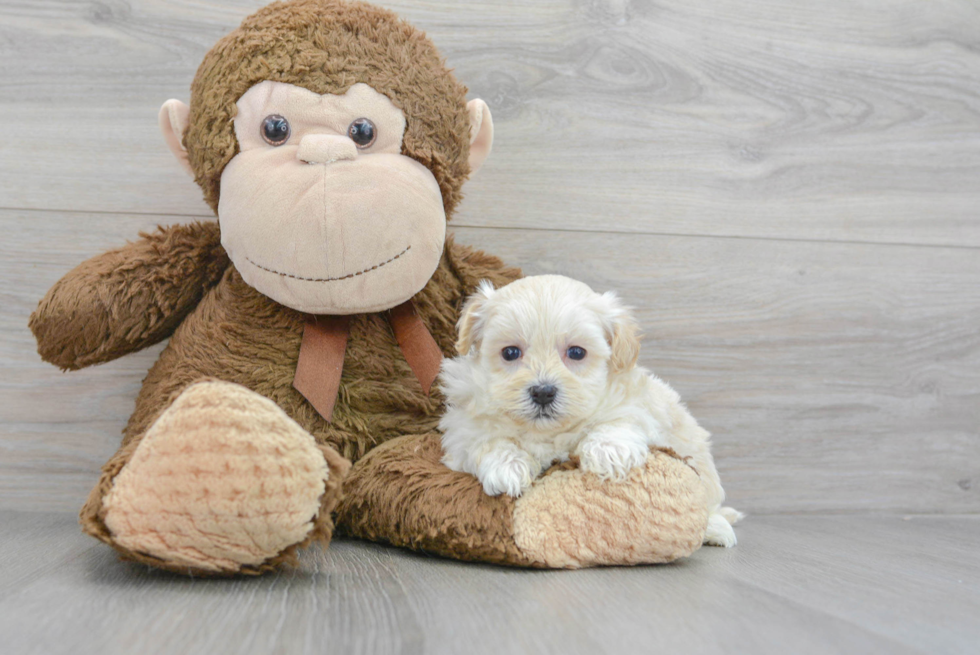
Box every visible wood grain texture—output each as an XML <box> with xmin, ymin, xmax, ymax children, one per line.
<box><xmin>1</xmin><ymin>511</ymin><xmax>978</xmax><ymax>655</ymax></box>
<box><xmin>0</xmin><ymin>0</ymin><xmax>978</xmax><ymax>245</ymax></box>
<box><xmin>3</xmin><ymin>209</ymin><xmax>978</xmax><ymax>514</ymax></box>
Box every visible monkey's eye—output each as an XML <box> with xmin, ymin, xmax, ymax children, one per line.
<box><xmin>348</xmin><ymin>118</ymin><xmax>377</xmax><ymax>148</ymax></box>
<box><xmin>501</xmin><ymin>346</ymin><xmax>522</xmax><ymax>362</ymax></box>
<box><xmin>261</xmin><ymin>114</ymin><xmax>290</xmax><ymax>146</ymax></box>
<box><xmin>566</xmin><ymin>346</ymin><xmax>587</xmax><ymax>361</ymax></box>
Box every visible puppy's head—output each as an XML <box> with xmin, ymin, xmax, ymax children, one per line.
<box><xmin>454</xmin><ymin>275</ymin><xmax>640</xmax><ymax>431</ymax></box>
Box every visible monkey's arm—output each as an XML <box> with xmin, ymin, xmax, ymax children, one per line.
<box><xmin>30</xmin><ymin>221</ymin><xmax>229</xmax><ymax>371</ymax></box>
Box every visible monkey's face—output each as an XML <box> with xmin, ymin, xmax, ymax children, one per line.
<box><xmin>217</xmin><ymin>81</ymin><xmax>447</xmax><ymax>315</ymax></box>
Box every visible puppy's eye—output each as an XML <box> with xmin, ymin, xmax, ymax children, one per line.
<box><xmin>567</xmin><ymin>346</ymin><xmax>587</xmax><ymax>361</ymax></box>
<box><xmin>501</xmin><ymin>346</ymin><xmax>522</xmax><ymax>361</ymax></box>
<box><xmin>261</xmin><ymin>114</ymin><xmax>290</xmax><ymax>146</ymax></box>
<box><xmin>348</xmin><ymin>118</ymin><xmax>377</xmax><ymax>148</ymax></box>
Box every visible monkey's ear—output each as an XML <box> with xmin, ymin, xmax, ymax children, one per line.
<box><xmin>466</xmin><ymin>99</ymin><xmax>493</xmax><ymax>176</ymax></box>
<box><xmin>455</xmin><ymin>280</ymin><xmax>496</xmax><ymax>355</ymax></box>
<box><xmin>159</xmin><ymin>99</ymin><xmax>194</xmax><ymax>177</ymax></box>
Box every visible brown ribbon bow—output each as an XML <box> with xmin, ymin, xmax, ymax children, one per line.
<box><xmin>292</xmin><ymin>300</ymin><xmax>444</xmax><ymax>422</ymax></box>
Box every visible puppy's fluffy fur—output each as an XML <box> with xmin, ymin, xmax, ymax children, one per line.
<box><xmin>438</xmin><ymin>275</ymin><xmax>742</xmax><ymax>547</ymax></box>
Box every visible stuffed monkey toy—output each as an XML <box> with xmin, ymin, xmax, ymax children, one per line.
<box><xmin>29</xmin><ymin>0</ymin><xmax>709</xmax><ymax>575</ymax></box>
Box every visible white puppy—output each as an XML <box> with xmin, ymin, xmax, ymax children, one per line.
<box><xmin>438</xmin><ymin>275</ymin><xmax>742</xmax><ymax>547</ymax></box>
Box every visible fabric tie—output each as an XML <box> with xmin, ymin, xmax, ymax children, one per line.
<box><xmin>292</xmin><ymin>300</ymin><xmax>443</xmax><ymax>422</ymax></box>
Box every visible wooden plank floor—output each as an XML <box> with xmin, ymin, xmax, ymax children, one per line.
<box><xmin>1</xmin><ymin>511</ymin><xmax>978</xmax><ymax>655</ymax></box>
<box><xmin>1</xmin><ymin>0</ymin><xmax>978</xmax><ymax>653</ymax></box>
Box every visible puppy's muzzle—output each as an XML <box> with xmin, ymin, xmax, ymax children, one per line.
<box><xmin>529</xmin><ymin>384</ymin><xmax>557</xmax><ymax>407</ymax></box>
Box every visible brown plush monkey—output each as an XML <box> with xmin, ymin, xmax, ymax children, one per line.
<box><xmin>30</xmin><ymin>0</ymin><xmax>709</xmax><ymax>575</ymax></box>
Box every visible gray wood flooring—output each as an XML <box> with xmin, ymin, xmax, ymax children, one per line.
<box><xmin>1</xmin><ymin>0</ymin><xmax>978</xmax><ymax>653</ymax></box>
<box><xmin>2</xmin><ymin>512</ymin><xmax>978</xmax><ymax>655</ymax></box>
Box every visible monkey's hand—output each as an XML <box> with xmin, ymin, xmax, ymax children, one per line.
<box><xmin>29</xmin><ymin>221</ymin><xmax>228</xmax><ymax>370</ymax></box>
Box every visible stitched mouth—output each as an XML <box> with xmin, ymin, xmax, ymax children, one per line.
<box><xmin>245</xmin><ymin>244</ymin><xmax>411</xmax><ymax>282</ymax></box>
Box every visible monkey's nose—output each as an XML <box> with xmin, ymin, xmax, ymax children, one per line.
<box><xmin>529</xmin><ymin>384</ymin><xmax>558</xmax><ymax>407</ymax></box>
<box><xmin>297</xmin><ymin>134</ymin><xmax>358</xmax><ymax>165</ymax></box>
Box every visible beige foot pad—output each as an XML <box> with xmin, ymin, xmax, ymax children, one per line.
<box><xmin>336</xmin><ymin>433</ymin><xmax>708</xmax><ymax>568</ymax></box>
<box><xmin>83</xmin><ymin>380</ymin><xmax>349</xmax><ymax>575</ymax></box>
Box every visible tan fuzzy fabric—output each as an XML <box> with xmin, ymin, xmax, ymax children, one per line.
<box><xmin>185</xmin><ymin>0</ymin><xmax>473</xmax><ymax>217</ymax></box>
<box><xmin>101</xmin><ymin>380</ymin><xmax>335</xmax><ymax>573</ymax></box>
<box><xmin>338</xmin><ymin>434</ymin><xmax>708</xmax><ymax>568</ymax></box>
<box><xmin>79</xmin><ymin>383</ymin><xmax>350</xmax><ymax>577</ymax></box>
<box><xmin>512</xmin><ymin>450</ymin><xmax>709</xmax><ymax>568</ymax></box>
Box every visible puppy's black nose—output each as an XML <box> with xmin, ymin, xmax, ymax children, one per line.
<box><xmin>529</xmin><ymin>384</ymin><xmax>557</xmax><ymax>407</ymax></box>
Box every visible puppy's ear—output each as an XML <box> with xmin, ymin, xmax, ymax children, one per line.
<box><xmin>594</xmin><ymin>291</ymin><xmax>641</xmax><ymax>373</ymax></box>
<box><xmin>455</xmin><ymin>280</ymin><xmax>496</xmax><ymax>355</ymax></box>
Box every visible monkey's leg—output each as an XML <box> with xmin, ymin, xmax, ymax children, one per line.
<box><xmin>336</xmin><ymin>434</ymin><xmax>709</xmax><ymax>568</ymax></box>
<box><xmin>80</xmin><ymin>380</ymin><xmax>349</xmax><ymax>575</ymax></box>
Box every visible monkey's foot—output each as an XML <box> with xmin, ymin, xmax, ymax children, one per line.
<box><xmin>82</xmin><ymin>380</ymin><xmax>349</xmax><ymax>575</ymax></box>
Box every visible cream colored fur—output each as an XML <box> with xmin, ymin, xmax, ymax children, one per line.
<box><xmin>438</xmin><ymin>275</ymin><xmax>743</xmax><ymax>547</ymax></box>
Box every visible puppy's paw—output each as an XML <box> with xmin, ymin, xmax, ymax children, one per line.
<box><xmin>578</xmin><ymin>429</ymin><xmax>649</xmax><ymax>481</ymax></box>
<box><xmin>478</xmin><ymin>446</ymin><xmax>537</xmax><ymax>498</ymax></box>
<box><xmin>703</xmin><ymin>512</ymin><xmax>738</xmax><ymax>547</ymax></box>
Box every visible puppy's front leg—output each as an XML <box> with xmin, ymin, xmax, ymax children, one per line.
<box><xmin>576</xmin><ymin>423</ymin><xmax>650</xmax><ymax>480</ymax></box>
<box><xmin>477</xmin><ymin>440</ymin><xmax>541</xmax><ymax>498</ymax></box>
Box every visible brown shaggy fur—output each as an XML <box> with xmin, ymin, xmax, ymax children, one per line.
<box><xmin>29</xmin><ymin>222</ymin><xmax>228</xmax><ymax>371</ymax></box>
<box><xmin>186</xmin><ymin>0</ymin><xmax>473</xmax><ymax>216</ymax></box>
<box><xmin>337</xmin><ymin>433</ymin><xmax>532</xmax><ymax>566</ymax></box>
